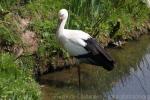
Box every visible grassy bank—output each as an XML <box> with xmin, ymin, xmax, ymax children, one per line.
<box><xmin>0</xmin><ymin>53</ymin><xmax>40</xmax><ymax>99</ymax></box>
<box><xmin>0</xmin><ymin>0</ymin><xmax>150</xmax><ymax>99</ymax></box>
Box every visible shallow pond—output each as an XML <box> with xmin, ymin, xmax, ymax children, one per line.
<box><xmin>39</xmin><ymin>35</ymin><xmax>150</xmax><ymax>100</ymax></box>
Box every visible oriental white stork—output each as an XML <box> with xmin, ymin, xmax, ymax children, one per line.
<box><xmin>57</xmin><ymin>9</ymin><xmax>115</xmax><ymax>88</ymax></box>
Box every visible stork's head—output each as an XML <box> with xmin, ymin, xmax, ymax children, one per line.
<box><xmin>58</xmin><ymin>9</ymin><xmax>68</xmax><ymax>21</ymax></box>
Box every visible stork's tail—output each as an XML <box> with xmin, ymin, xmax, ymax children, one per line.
<box><xmin>89</xmin><ymin>53</ymin><xmax>115</xmax><ymax>71</ymax></box>
<box><xmin>77</xmin><ymin>53</ymin><xmax>115</xmax><ymax>71</ymax></box>
<box><xmin>78</xmin><ymin>38</ymin><xmax>115</xmax><ymax>71</ymax></box>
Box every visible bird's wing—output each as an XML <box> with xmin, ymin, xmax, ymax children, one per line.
<box><xmin>64</xmin><ymin>29</ymin><xmax>112</xmax><ymax>60</ymax></box>
<box><xmin>69</xmin><ymin>37</ymin><xmax>87</xmax><ymax>47</ymax></box>
<box><xmin>83</xmin><ymin>38</ymin><xmax>114</xmax><ymax>61</ymax></box>
<box><xmin>64</xmin><ymin>29</ymin><xmax>91</xmax><ymax>47</ymax></box>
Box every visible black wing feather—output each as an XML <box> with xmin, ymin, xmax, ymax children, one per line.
<box><xmin>82</xmin><ymin>38</ymin><xmax>115</xmax><ymax>71</ymax></box>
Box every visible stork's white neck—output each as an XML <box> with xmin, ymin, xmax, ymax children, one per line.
<box><xmin>57</xmin><ymin>18</ymin><xmax>67</xmax><ymax>35</ymax></box>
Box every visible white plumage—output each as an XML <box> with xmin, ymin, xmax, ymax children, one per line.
<box><xmin>58</xmin><ymin>29</ymin><xmax>90</xmax><ymax>56</ymax></box>
<box><xmin>57</xmin><ymin>9</ymin><xmax>115</xmax><ymax>71</ymax></box>
<box><xmin>57</xmin><ymin>9</ymin><xmax>91</xmax><ymax>56</ymax></box>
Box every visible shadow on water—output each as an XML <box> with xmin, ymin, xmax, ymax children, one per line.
<box><xmin>40</xmin><ymin>35</ymin><xmax>150</xmax><ymax>100</ymax></box>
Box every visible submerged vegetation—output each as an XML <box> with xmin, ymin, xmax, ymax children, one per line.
<box><xmin>0</xmin><ymin>0</ymin><xmax>150</xmax><ymax>99</ymax></box>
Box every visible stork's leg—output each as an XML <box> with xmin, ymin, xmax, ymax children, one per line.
<box><xmin>77</xmin><ymin>65</ymin><xmax>81</xmax><ymax>92</ymax></box>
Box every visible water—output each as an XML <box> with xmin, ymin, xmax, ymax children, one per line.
<box><xmin>39</xmin><ymin>35</ymin><xmax>150</xmax><ymax>100</ymax></box>
<box><xmin>107</xmin><ymin>49</ymin><xmax>150</xmax><ymax>100</ymax></box>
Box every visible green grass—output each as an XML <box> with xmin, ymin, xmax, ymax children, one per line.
<box><xmin>0</xmin><ymin>53</ymin><xmax>40</xmax><ymax>99</ymax></box>
<box><xmin>69</xmin><ymin>0</ymin><xmax>150</xmax><ymax>40</ymax></box>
